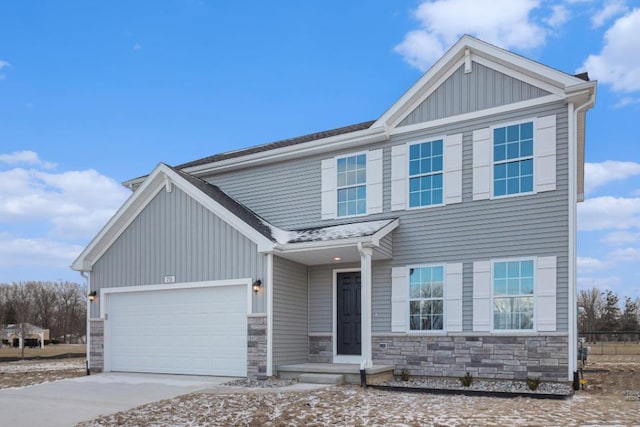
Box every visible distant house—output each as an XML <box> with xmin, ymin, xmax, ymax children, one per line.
<box><xmin>73</xmin><ymin>35</ymin><xmax>596</xmax><ymax>384</ymax></box>
<box><xmin>1</xmin><ymin>324</ymin><xmax>50</xmax><ymax>348</ymax></box>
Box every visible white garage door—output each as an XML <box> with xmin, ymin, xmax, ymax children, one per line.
<box><xmin>106</xmin><ymin>283</ymin><xmax>247</xmax><ymax>376</ymax></box>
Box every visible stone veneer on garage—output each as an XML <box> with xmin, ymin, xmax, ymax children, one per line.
<box><xmin>247</xmin><ymin>314</ymin><xmax>267</xmax><ymax>379</ymax></box>
<box><xmin>89</xmin><ymin>319</ymin><xmax>104</xmax><ymax>373</ymax></box>
<box><xmin>308</xmin><ymin>334</ymin><xmax>569</xmax><ymax>382</ymax></box>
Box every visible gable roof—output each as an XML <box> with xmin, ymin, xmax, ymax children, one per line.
<box><xmin>374</xmin><ymin>35</ymin><xmax>595</xmax><ymax>130</ymax></box>
<box><xmin>73</xmin><ymin>163</ymin><xmax>399</xmax><ymax>272</ymax></box>
<box><xmin>72</xmin><ymin>163</ymin><xmax>278</xmax><ymax>272</ymax></box>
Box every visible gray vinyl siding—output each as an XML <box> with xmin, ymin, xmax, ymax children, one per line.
<box><xmin>90</xmin><ymin>186</ymin><xmax>266</xmax><ymax>317</ymax></box>
<box><xmin>205</xmin><ymin>100</ymin><xmax>569</xmax><ymax>335</ymax></box>
<box><xmin>272</xmin><ymin>256</ymin><xmax>309</xmax><ymax>367</ymax></box>
<box><xmin>399</xmin><ymin>62</ymin><xmax>550</xmax><ymax>126</ymax></box>
<box><xmin>376</xmin><ymin>234</ymin><xmax>393</xmax><ymax>259</ymax></box>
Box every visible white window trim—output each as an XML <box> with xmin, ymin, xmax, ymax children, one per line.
<box><xmin>406</xmin><ymin>137</ymin><xmax>447</xmax><ymax>211</ymax></box>
<box><xmin>489</xmin><ymin>118</ymin><xmax>537</xmax><ymax>200</ymax></box>
<box><xmin>335</xmin><ymin>150</ymin><xmax>369</xmax><ymax>218</ymax></box>
<box><xmin>490</xmin><ymin>257</ymin><xmax>537</xmax><ymax>333</ymax></box>
<box><xmin>332</xmin><ymin>268</ymin><xmax>362</xmax><ymax>363</ymax></box>
<box><xmin>406</xmin><ymin>263</ymin><xmax>447</xmax><ymax>334</ymax></box>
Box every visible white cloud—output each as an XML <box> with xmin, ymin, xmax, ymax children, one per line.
<box><xmin>394</xmin><ymin>0</ymin><xmax>549</xmax><ymax>71</ymax></box>
<box><xmin>613</xmin><ymin>96</ymin><xmax>640</xmax><ymax>108</ymax></box>
<box><xmin>547</xmin><ymin>5</ymin><xmax>570</xmax><ymax>28</ymax></box>
<box><xmin>591</xmin><ymin>0</ymin><xmax>628</xmax><ymax>28</ymax></box>
<box><xmin>0</xmin><ymin>150</ymin><xmax>55</xmax><ymax>169</ymax></box>
<box><xmin>602</xmin><ymin>230</ymin><xmax>640</xmax><ymax>245</ymax></box>
<box><xmin>577</xmin><ymin>275</ymin><xmax>621</xmax><ymax>291</ymax></box>
<box><xmin>578</xmin><ymin>196</ymin><xmax>640</xmax><ymax>230</ymax></box>
<box><xmin>0</xmin><ymin>233</ymin><xmax>84</xmax><ymax>269</ymax></box>
<box><xmin>577</xmin><ymin>256</ymin><xmax>608</xmax><ymax>272</ymax></box>
<box><xmin>0</xmin><ymin>154</ymin><xmax>130</xmax><ymax>240</ymax></box>
<box><xmin>0</xmin><ymin>60</ymin><xmax>9</xmax><ymax>70</ymax></box>
<box><xmin>584</xmin><ymin>160</ymin><xmax>640</xmax><ymax>194</ymax></box>
<box><xmin>582</xmin><ymin>8</ymin><xmax>640</xmax><ymax>93</ymax></box>
<box><xmin>608</xmin><ymin>247</ymin><xmax>640</xmax><ymax>263</ymax></box>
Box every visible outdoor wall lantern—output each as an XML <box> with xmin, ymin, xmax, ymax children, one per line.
<box><xmin>88</xmin><ymin>291</ymin><xmax>97</xmax><ymax>302</ymax></box>
<box><xmin>252</xmin><ymin>280</ymin><xmax>262</xmax><ymax>293</ymax></box>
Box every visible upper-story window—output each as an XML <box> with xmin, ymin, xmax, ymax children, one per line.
<box><xmin>409</xmin><ymin>139</ymin><xmax>444</xmax><ymax>207</ymax></box>
<box><xmin>493</xmin><ymin>260</ymin><xmax>534</xmax><ymax>330</ymax></box>
<box><xmin>337</xmin><ymin>153</ymin><xmax>366</xmax><ymax>217</ymax></box>
<box><xmin>409</xmin><ymin>265</ymin><xmax>444</xmax><ymax>331</ymax></box>
<box><xmin>493</xmin><ymin>122</ymin><xmax>533</xmax><ymax>197</ymax></box>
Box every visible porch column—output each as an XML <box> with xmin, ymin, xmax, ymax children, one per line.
<box><xmin>358</xmin><ymin>243</ymin><xmax>373</xmax><ymax>369</ymax></box>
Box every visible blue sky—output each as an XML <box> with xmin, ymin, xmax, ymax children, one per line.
<box><xmin>0</xmin><ymin>1</ymin><xmax>639</xmax><ymax>301</ymax></box>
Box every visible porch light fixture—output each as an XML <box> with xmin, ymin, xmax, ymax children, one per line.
<box><xmin>333</xmin><ymin>257</ymin><xmax>342</xmax><ymax>261</ymax></box>
<box><xmin>252</xmin><ymin>280</ymin><xmax>262</xmax><ymax>293</ymax></box>
<box><xmin>88</xmin><ymin>291</ymin><xmax>97</xmax><ymax>302</ymax></box>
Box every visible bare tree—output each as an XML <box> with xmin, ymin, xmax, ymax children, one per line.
<box><xmin>6</xmin><ymin>283</ymin><xmax>36</xmax><ymax>359</ymax></box>
<box><xmin>578</xmin><ymin>288</ymin><xmax>603</xmax><ymax>342</ymax></box>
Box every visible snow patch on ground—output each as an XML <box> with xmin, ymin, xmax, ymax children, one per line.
<box><xmin>0</xmin><ymin>360</ymin><xmax>84</xmax><ymax>373</ymax></box>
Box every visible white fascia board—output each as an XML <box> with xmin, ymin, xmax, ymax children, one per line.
<box><xmin>183</xmin><ymin>127</ymin><xmax>388</xmax><ymax>177</ymax></box>
<box><xmin>71</xmin><ymin>165</ymin><xmax>166</xmax><ymax>271</ymax></box>
<box><xmin>73</xmin><ymin>163</ymin><xmax>275</xmax><ymax>272</ymax></box>
<box><xmin>167</xmin><ymin>168</ymin><xmax>276</xmax><ymax>252</ymax></box>
<box><xmin>375</xmin><ymin>34</ymin><xmax>589</xmax><ymax>130</ymax></box>
<box><xmin>374</xmin><ymin>43</ymin><xmax>467</xmax><ymax>128</ymax></box>
<box><xmin>389</xmin><ymin>94</ymin><xmax>563</xmax><ymax>137</ymax></box>
<box><xmin>464</xmin><ymin>36</ymin><xmax>587</xmax><ymax>88</ymax></box>
<box><xmin>370</xmin><ymin>219</ymin><xmax>399</xmax><ymax>246</ymax></box>
<box><xmin>122</xmin><ymin>127</ymin><xmax>388</xmax><ymax>188</ymax></box>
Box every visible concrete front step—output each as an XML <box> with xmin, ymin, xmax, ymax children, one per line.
<box><xmin>298</xmin><ymin>373</ymin><xmax>344</xmax><ymax>385</ymax></box>
<box><xmin>278</xmin><ymin>363</ymin><xmax>394</xmax><ymax>385</ymax></box>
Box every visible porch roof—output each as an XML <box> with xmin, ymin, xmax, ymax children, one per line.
<box><xmin>271</xmin><ymin>218</ymin><xmax>398</xmax><ymax>266</ymax></box>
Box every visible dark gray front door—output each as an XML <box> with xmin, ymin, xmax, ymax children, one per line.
<box><xmin>337</xmin><ymin>272</ymin><xmax>361</xmax><ymax>355</ymax></box>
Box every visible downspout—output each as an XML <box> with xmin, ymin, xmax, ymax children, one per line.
<box><xmin>569</xmin><ymin>92</ymin><xmax>596</xmax><ymax>385</ymax></box>
<box><xmin>81</xmin><ymin>271</ymin><xmax>90</xmax><ymax>375</ymax></box>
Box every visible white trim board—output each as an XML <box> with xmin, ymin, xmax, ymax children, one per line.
<box><xmin>72</xmin><ymin>163</ymin><xmax>276</xmax><ymax>272</ymax></box>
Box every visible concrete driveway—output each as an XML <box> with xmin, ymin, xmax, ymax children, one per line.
<box><xmin>0</xmin><ymin>372</ymin><xmax>233</xmax><ymax>427</ymax></box>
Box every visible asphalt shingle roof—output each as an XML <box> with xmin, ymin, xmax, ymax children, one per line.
<box><xmin>175</xmin><ymin>120</ymin><xmax>375</xmax><ymax>170</ymax></box>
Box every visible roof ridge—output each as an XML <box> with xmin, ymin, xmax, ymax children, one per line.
<box><xmin>174</xmin><ymin>120</ymin><xmax>375</xmax><ymax>170</ymax></box>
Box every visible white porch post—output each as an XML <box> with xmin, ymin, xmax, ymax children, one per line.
<box><xmin>358</xmin><ymin>243</ymin><xmax>373</xmax><ymax>369</ymax></box>
<box><xmin>40</xmin><ymin>332</ymin><xmax>44</xmax><ymax>349</ymax></box>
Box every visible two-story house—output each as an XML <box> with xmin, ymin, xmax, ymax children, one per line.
<box><xmin>73</xmin><ymin>35</ymin><xmax>596</xmax><ymax>385</ymax></box>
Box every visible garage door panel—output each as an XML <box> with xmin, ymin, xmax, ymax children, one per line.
<box><xmin>107</xmin><ymin>284</ymin><xmax>247</xmax><ymax>376</ymax></box>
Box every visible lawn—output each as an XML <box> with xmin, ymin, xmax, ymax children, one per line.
<box><xmin>0</xmin><ymin>343</ymin><xmax>85</xmax><ymax>359</ymax></box>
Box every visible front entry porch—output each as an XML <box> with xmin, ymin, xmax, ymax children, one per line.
<box><xmin>277</xmin><ymin>362</ymin><xmax>394</xmax><ymax>385</ymax></box>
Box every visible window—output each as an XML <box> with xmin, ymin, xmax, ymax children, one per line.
<box><xmin>337</xmin><ymin>153</ymin><xmax>366</xmax><ymax>217</ymax></box>
<box><xmin>493</xmin><ymin>122</ymin><xmax>533</xmax><ymax>197</ymax></box>
<box><xmin>493</xmin><ymin>260</ymin><xmax>534</xmax><ymax>330</ymax></box>
<box><xmin>409</xmin><ymin>266</ymin><xmax>444</xmax><ymax>331</ymax></box>
<box><xmin>409</xmin><ymin>140</ymin><xmax>443</xmax><ymax>207</ymax></box>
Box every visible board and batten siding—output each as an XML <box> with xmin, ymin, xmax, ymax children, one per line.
<box><xmin>399</xmin><ymin>62</ymin><xmax>550</xmax><ymax>127</ymax></box>
<box><xmin>90</xmin><ymin>187</ymin><xmax>267</xmax><ymax>317</ymax></box>
<box><xmin>205</xmin><ymin>101</ymin><xmax>570</xmax><ymax>334</ymax></box>
<box><xmin>272</xmin><ymin>256</ymin><xmax>309</xmax><ymax>368</ymax></box>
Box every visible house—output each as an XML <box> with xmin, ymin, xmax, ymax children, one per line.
<box><xmin>72</xmin><ymin>35</ymin><xmax>596</xmax><ymax>384</ymax></box>
<box><xmin>1</xmin><ymin>324</ymin><xmax>50</xmax><ymax>348</ymax></box>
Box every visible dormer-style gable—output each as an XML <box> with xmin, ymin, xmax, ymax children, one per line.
<box><xmin>375</xmin><ymin>35</ymin><xmax>595</xmax><ymax>133</ymax></box>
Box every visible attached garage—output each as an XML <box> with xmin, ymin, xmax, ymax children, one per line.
<box><xmin>102</xmin><ymin>281</ymin><xmax>250</xmax><ymax>377</ymax></box>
